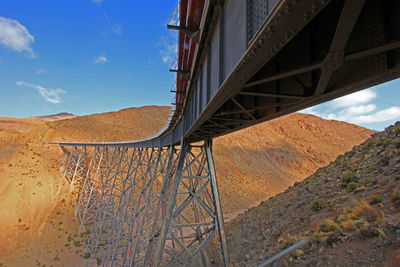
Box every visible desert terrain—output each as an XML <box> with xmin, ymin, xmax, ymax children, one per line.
<box><xmin>226</xmin><ymin>122</ymin><xmax>400</xmax><ymax>266</ymax></box>
<box><xmin>0</xmin><ymin>106</ymin><xmax>373</xmax><ymax>266</ymax></box>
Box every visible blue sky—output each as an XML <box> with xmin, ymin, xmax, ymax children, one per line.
<box><xmin>0</xmin><ymin>0</ymin><xmax>399</xmax><ymax>131</ymax></box>
<box><xmin>0</xmin><ymin>0</ymin><xmax>178</xmax><ymax>117</ymax></box>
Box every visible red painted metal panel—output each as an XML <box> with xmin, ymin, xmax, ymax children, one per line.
<box><xmin>172</xmin><ymin>0</ymin><xmax>206</xmax><ymax>124</ymax></box>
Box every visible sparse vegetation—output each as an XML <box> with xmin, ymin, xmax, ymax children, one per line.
<box><xmin>226</xmin><ymin>122</ymin><xmax>400</xmax><ymax>266</ymax></box>
<box><xmin>346</xmin><ymin>181</ymin><xmax>358</xmax><ymax>192</ymax></box>
<box><xmin>320</xmin><ymin>219</ymin><xmax>339</xmax><ymax>233</ymax></box>
<box><xmin>83</xmin><ymin>252</ymin><xmax>91</xmax><ymax>259</ymax></box>
<box><xmin>369</xmin><ymin>194</ymin><xmax>382</xmax><ymax>205</ymax></box>
<box><xmin>394</xmin><ymin>140</ymin><xmax>400</xmax><ymax>148</ymax></box>
<box><xmin>73</xmin><ymin>240</ymin><xmax>82</xmax><ymax>247</ymax></box>
<box><xmin>364</xmin><ymin>177</ymin><xmax>372</xmax><ymax>186</ymax></box>
<box><xmin>341</xmin><ymin>171</ymin><xmax>358</xmax><ymax>186</ymax></box>
<box><xmin>392</xmin><ymin>190</ymin><xmax>400</xmax><ymax>208</ymax></box>
<box><xmin>311</xmin><ymin>199</ymin><xmax>325</xmax><ymax>212</ymax></box>
<box><xmin>382</xmin><ymin>139</ymin><xmax>391</xmax><ymax>147</ymax></box>
<box><xmin>379</xmin><ymin>156</ymin><xmax>390</xmax><ymax>166</ymax></box>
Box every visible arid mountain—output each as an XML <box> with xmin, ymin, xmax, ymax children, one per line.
<box><xmin>0</xmin><ymin>105</ymin><xmax>373</xmax><ymax>266</ymax></box>
<box><xmin>226</xmin><ymin>122</ymin><xmax>400</xmax><ymax>266</ymax></box>
<box><xmin>0</xmin><ymin>117</ymin><xmax>43</xmax><ymax>134</ymax></box>
<box><xmin>0</xmin><ymin>113</ymin><xmax>77</xmax><ymax>136</ymax></box>
<box><xmin>28</xmin><ymin>106</ymin><xmax>170</xmax><ymax>143</ymax></box>
<box><xmin>30</xmin><ymin>112</ymin><xmax>77</xmax><ymax>122</ymax></box>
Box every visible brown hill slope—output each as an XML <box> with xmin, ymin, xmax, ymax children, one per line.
<box><xmin>0</xmin><ymin>117</ymin><xmax>43</xmax><ymax>134</ymax></box>
<box><xmin>0</xmin><ymin>113</ymin><xmax>76</xmax><ymax>135</ymax></box>
<box><xmin>225</xmin><ymin>122</ymin><xmax>400</xmax><ymax>266</ymax></box>
<box><xmin>0</xmin><ymin>106</ymin><xmax>372</xmax><ymax>265</ymax></box>
<box><xmin>28</xmin><ymin>105</ymin><xmax>171</xmax><ymax>142</ymax></box>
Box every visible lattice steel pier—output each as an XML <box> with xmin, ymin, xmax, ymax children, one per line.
<box><xmin>62</xmin><ymin>140</ymin><xmax>229</xmax><ymax>266</ymax></box>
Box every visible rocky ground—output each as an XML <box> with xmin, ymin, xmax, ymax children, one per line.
<box><xmin>226</xmin><ymin>122</ymin><xmax>400</xmax><ymax>266</ymax></box>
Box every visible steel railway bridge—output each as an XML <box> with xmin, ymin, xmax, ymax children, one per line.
<box><xmin>57</xmin><ymin>0</ymin><xmax>400</xmax><ymax>266</ymax></box>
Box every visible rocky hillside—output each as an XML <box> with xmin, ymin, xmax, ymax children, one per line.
<box><xmin>226</xmin><ymin>122</ymin><xmax>400</xmax><ymax>266</ymax></box>
<box><xmin>0</xmin><ymin>106</ymin><xmax>373</xmax><ymax>266</ymax></box>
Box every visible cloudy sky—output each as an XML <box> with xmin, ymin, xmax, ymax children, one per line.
<box><xmin>300</xmin><ymin>82</ymin><xmax>400</xmax><ymax>131</ymax></box>
<box><xmin>0</xmin><ymin>0</ymin><xmax>399</xmax><ymax>131</ymax></box>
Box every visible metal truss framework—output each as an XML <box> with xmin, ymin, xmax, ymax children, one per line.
<box><xmin>62</xmin><ymin>140</ymin><xmax>229</xmax><ymax>266</ymax></box>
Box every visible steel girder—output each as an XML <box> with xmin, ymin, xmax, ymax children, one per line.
<box><xmin>61</xmin><ymin>140</ymin><xmax>229</xmax><ymax>266</ymax></box>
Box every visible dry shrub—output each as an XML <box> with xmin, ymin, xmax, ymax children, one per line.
<box><xmin>369</xmin><ymin>194</ymin><xmax>382</xmax><ymax>205</ymax></box>
<box><xmin>320</xmin><ymin>219</ymin><xmax>339</xmax><ymax>233</ymax></box>
<box><xmin>350</xmin><ymin>200</ymin><xmax>380</xmax><ymax>222</ymax></box>
<box><xmin>341</xmin><ymin>219</ymin><xmax>357</xmax><ymax>231</ymax></box>
<box><xmin>337</xmin><ymin>214</ymin><xmax>347</xmax><ymax>222</ymax></box>
<box><xmin>309</xmin><ymin>231</ymin><xmax>325</xmax><ymax>244</ymax></box>
<box><xmin>277</xmin><ymin>234</ymin><xmax>300</xmax><ymax>249</ymax></box>
<box><xmin>311</xmin><ymin>199</ymin><xmax>325</xmax><ymax>212</ymax></box>
<box><xmin>343</xmin><ymin>207</ymin><xmax>351</xmax><ymax>214</ymax></box>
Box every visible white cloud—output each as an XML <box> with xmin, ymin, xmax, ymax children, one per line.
<box><xmin>91</xmin><ymin>0</ymin><xmax>103</xmax><ymax>5</ymax></box>
<box><xmin>103</xmin><ymin>14</ymin><xmax>122</xmax><ymax>36</ymax></box>
<box><xmin>158</xmin><ymin>35</ymin><xmax>177</xmax><ymax>64</ymax></box>
<box><xmin>35</xmin><ymin>69</ymin><xmax>47</xmax><ymax>75</ymax></box>
<box><xmin>345</xmin><ymin>104</ymin><xmax>376</xmax><ymax>116</ymax></box>
<box><xmin>299</xmin><ymin>88</ymin><xmax>400</xmax><ymax>126</ymax></box>
<box><xmin>330</xmin><ymin>89</ymin><xmax>377</xmax><ymax>108</ymax></box>
<box><xmin>0</xmin><ymin>17</ymin><xmax>35</xmax><ymax>57</ymax></box>
<box><xmin>352</xmin><ymin>107</ymin><xmax>400</xmax><ymax>124</ymax></box>
<box><xmin>16</xmin><ymin>81</ymin><xmax>66</xmax><ymax>104</ymax></box>
<box><xmin>94</xmin><ymin>54</ymin><xmax>108</xmax><ymax>64</ymax></box>
<box><xmin>111</xmin><ymin>23</ymin><xmax>122</xmax><ymax>35</ymax></box>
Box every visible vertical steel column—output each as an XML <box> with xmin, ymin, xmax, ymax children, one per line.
<box><xmin>155</xmin><ymin>139</ymin><xmax>189</xmax><ymax>266</ymax></box>
<box><xmin>143</xmin><ymin>145</ymin><xmax>177</xmax><ymax>266</ymax></box>
<box><xmin>75</xmin><ymin>147</ymin><xmax>102</xmax><ymax>225</ymax></box>
<box><xmin>130</xmin><ymin>147</ymin><xmax>164</xmax><ymax>265</ymax></box>
<box><xmin>62</xmin><ymin>146</ymin><xmax>74</xmax><ymax>182</ymax></box>
<box><xmin>110</xmin><ymin>147</ymin><xmax>144</xmax><ymax>266</ymax></box>
<box><xmin>205</xmin><ymin>139</ymin><xmax>230</xmax><ymax>265</ymax></box>
<box><xmin>154</xmin><ymin>139</ymin><xmax>229</xmax><ymax>267</ymax></box>
<box><xmin>86</xmin><ymin>147</ymin><xmax>125</xmax><ymax>257</ymax></box>
<box><xmin>69</xmin><ymin>146</ymin><xmax>88</xmax><ymax>193</ymax></box>
<box><xmin>102</xmin><ymin>147</ymin><xmax>137</xmax><ymax>264</ymax></box>
<box><xmin>120</xmin><ymin>147</ymin><xmax>156</xmax><ymax>265</ymax></box>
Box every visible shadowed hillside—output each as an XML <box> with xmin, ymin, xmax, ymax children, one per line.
<box><xmin>226</xmin><ymin>122</ymin><xmax>400</xmax><ymax>266</ymax></box>
<box><xmin>0</xmin><ymin>105</ymin><xmax>373</xmax><ymax>266</ymax></box>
